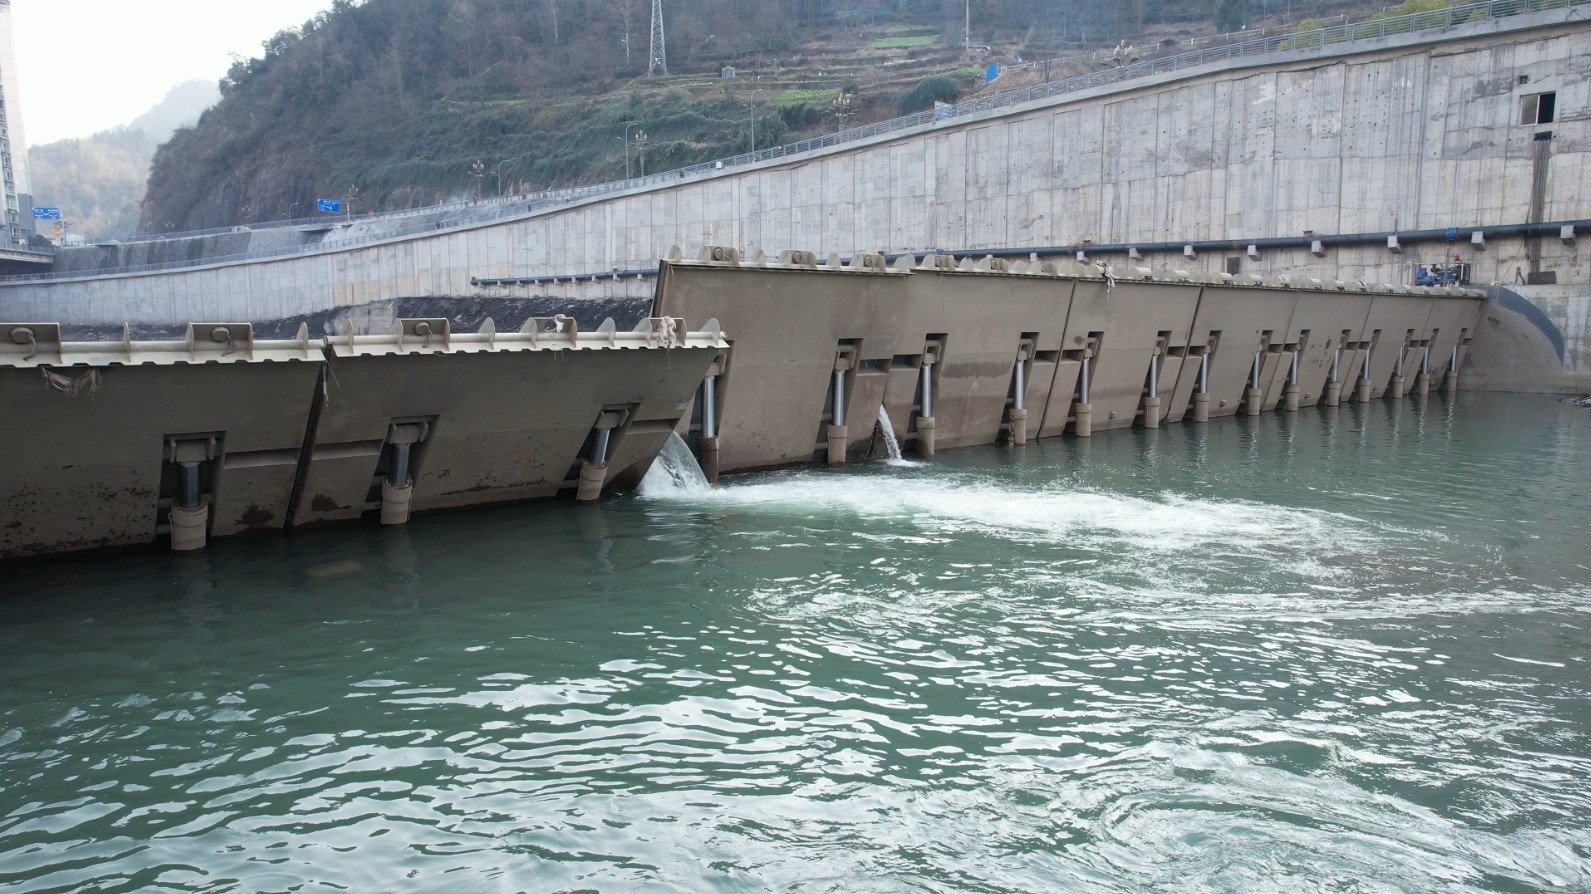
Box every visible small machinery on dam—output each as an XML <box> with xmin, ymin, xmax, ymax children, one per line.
<box><xmin>652</xmin><ymin>246</ymin><xmax>1486</xmax><ymax>479</ymax></box>
<box><xmin>0</xmin><ymin>316</ymin><xmax>729</xmax><ymax>561</ymax></box>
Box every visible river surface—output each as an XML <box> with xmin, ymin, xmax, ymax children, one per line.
<box><xmin>2</xmin><ymin>393</ymin><xmax>1588</xmax><ymax>893</ymax></box>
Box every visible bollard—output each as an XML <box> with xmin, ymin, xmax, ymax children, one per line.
<box><xmin>916</xmin><ymin>417</ymin><xmax>936</xmax><ymax>457</ymax></box>
<box><xmin>697</xmin><ymin>435</ymin><xmax>720</xmax><ymax>484</ymax></box>
<box><xmin>169</xmin><ymin>503</ymin><xmax>208</xmax><ymax>552</ymax></box>
<box><xmin>1073</xmin><ymin>402</ymin><xmax>1093</xmax><ymax>438</ymax></box>
<box><xmin>827</xmin><ymin>424</ymin><xmax>849</xmax><ymax>467</ymax></box>
<box><xmin>1192</xmin><ymin>392</ymin><xmax>1210</xmax><ymax>423</ymax></box>
<box><xmin>1009</xmin><ymin>407</ymin><xmax>1028</xmax><ymax>445</ymax></box>
<box><xmin>1142</xmin><ymin>396</ymin><xmax>1161</xmax><ymax>429</ymax></box>
<box><xmin>575</xmin><ymin>460</ymin><xmax>607</xmax><ymax>502</ymax></box>
<box><xmin>380</xmin><ymin>480</ymin><xmax>414</xmax><ymax>525</ymax></box>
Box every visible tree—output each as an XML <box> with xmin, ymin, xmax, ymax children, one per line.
<box><xmin>1214</xmin><ymin>0</ymin><xmax>1249</xmax><ymax>32</ymax></box>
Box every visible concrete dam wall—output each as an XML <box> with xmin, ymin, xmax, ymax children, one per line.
<box><xmin>653</xmin><ymin>252</ymin><xmax>1486</xmax><ymax>477</ymax></box>
<box><xmin>0</xmin><ymin>318</ymin><xmax>727</xmax><ymax>561</ymax></box>
<box><xmin>2</xmin><ymin>261</ymin><xmax>1481</xmax><ymax>562</ymax></box>
<box><xmin>0</xmin><ymin>5</ymin><xmax>1581</xmax><ymax>389</ymax></box>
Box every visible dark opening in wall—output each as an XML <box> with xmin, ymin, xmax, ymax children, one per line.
<box><xmin>1224</xmin><ymin>257</ymin><xmax>1242</xmax><ymax>275</ymax></box>
<box><xmin>1520</xmin><ymin>91</ymin><xmax>1556</xmax><ymax>125</ymax></box>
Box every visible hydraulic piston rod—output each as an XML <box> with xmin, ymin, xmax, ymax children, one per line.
<box><xmin>832</xmin><ymin>369</ymin><xmax>847</xmax><ymax>427</ymax></box>
<box><xmin>389</xmin><ymin>443</ymin><xmax>412</xmax><ymax>489</ymax></box>
<box><xmin>179</xmin><ymin>463</ymin><xmax>202</xmax><ymax>509</ymax></box>
<box><xmin>701</xmin><ymin>377</ymin><xmax>718</xmax><ymax>439</ymax></box>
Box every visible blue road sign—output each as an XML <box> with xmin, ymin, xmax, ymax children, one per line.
<box><xmin>32</xmin><ymin>207</ymin><xmax>61</xmax><ymax>221</ymax></box>
<box><xmin>985</xmin><ymin>63</ymin><xmax>1000</xmax><ymax>83</ymax></box>
<box><xmin>316</xmin><ymin>199</ymin><xmax>342</xmax><ymax>214</ymax></box>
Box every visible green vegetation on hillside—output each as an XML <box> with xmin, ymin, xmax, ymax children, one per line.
<box><xmin>138</xmin><ymin>0</ymin><xmax>1412</xmax><ymax>232</ymax></box>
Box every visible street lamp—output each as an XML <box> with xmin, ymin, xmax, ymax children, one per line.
<box><xmin>342</xmin><ymin>186</ymin><xmax>358</xmax><ymax>219</ymax></box>
<box><xmin>831</xmin><ymin>92</ymin><xmax>853</xmax><ymax>132</ymax></box>
<box><xmin>621</xmin><ymin>122</ymin><xmax>642</xmax><ymax>179</ymax></box>
<box><xmin>747</xmin><ymin>90</ymin><xmax>759</xmax><ymax>155</ymax></box>
<box><xmin>497</xmin><ymin>152</ymin><xmax>541</xmax><ymax>195</ymax></box>
<box><xmin>471</xmin><ymin>160</ymin><xmax>487</xmax><ymax>200</ymax></box>
<box><xmin>634</xmin><ymin>130</ymin><xmax>649</xmax><ymax>177</ymax></box>
<box><xmin>287</xmin><ymin>202</ymin><xmax>300</xmax><ymax>219</ymax></box>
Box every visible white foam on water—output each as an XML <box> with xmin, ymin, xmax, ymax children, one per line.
<box><xmin>643</xmin><ymin>466</ymin><xmax>1381</xmax><ymax>558</ymax></box>
<box><xmin>637</xmin><ymin>432</ymin><xmax>711</xmax><ymax>498</ymax></box>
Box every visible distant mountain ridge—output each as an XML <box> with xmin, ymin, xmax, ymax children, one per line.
<box><xmin>27</xmin><ymin>80</ymin><xmax>218</xmax><ymax>241</ymax></box>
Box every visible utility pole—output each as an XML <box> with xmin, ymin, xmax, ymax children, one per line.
<box><xmin>964</xmin><ymin>0</ymin><xmax>970</xmax><ymax>57</ymax></box>
<box><xmin>648</xmin><ymin>0</ymin><xmax>668</xmax><ymax>76</ymax></box>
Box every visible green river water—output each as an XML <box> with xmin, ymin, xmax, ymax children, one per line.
<box><xmin>1</xmin><ymin>393</ymin><xmax>1588</xmax><ymax>893</ymax></box>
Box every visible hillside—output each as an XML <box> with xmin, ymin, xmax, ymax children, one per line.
<box><xmin>27</xmin><ymin>81</ymin><xmax>218</xmax><ymax>241</ymax></box>
<box><xmin>138</xmin><ymin>0</ymin><xmax>1387</xmax><ymax>233</ymax></box>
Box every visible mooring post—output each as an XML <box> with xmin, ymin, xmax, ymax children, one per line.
<box><xmin>1010</xmin><ymin>355</ymin><xmax>1028</xmax><ymax>445</ymax></box>
<box><xmin>1326</xmin><ymin>348</ymin><xmax>1342</xmax><ymax>407</ymax></box>
<box><xmin>1143</xmin><ymin>349</ymin><xmax>1161</xmax><ymax>429</ymax></box>
<box><xmin>1074</xmin><ymin>350</ymin><xmax>1094</xmax><ymax>437</ymax></box>
<box><xmin>1192</xmin><ymin>351</ymin><xmax>1210</xmax><ymax>423</ymax></box>
<box><xmin>827</xmin><ymin>365</ymin><xmax>849</xmax><ymax>467</ymax></box>
<box><xmin>698</xmin><ymin>374</ymin><xmax>720</xmax><ymax>483</ymax></box>
<box><xmin>1283</xmin><ymin>350</ymin><xmax>1301</xmax><ymax>412</ymax></box>
<box><xmin>917</xmin><ymin>359</ymin><xmax>936</xmax><ymax>457</ymax></box>
<box><xmin>1245</xmin><ymin>351</ymin><xmax>1263</xmax><ymax>416</ymax></box>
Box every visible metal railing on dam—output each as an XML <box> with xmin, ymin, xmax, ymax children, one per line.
<box><xmin>7</xmin><ymin>0</ymin><xmax>1583</xmax><ymax>285</ymax></box>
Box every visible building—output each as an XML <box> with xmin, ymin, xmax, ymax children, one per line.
<box><xmin>0</xmin><ymin>0</ymin><xmax>33</xmax><ymax>246</ymax></box>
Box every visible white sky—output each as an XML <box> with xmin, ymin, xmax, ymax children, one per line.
<box><xmin>12</xmin><ymin>0</ymin><xmax>337</xmax><ymax>146</ymax></box>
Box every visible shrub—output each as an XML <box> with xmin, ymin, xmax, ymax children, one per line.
<box><xmin>895</xmin><ymin>76</ymin><xmax>960</xmax><ymax>115</ymax></box>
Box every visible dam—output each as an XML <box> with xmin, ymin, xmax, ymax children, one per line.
<box><xmin>0</xmin><ymin>254</ymin><xmax>1482</xmax><ymax>560</ymax></box>
<box><xmin>3</xmin><ymin>0</ymin><xmax>1564</xmax><ymax>561</ymax></box>
<box><xmin>2</xmin><ymin>4</ymin><xmax>1589</xmax><ymax>891</ymax></box>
